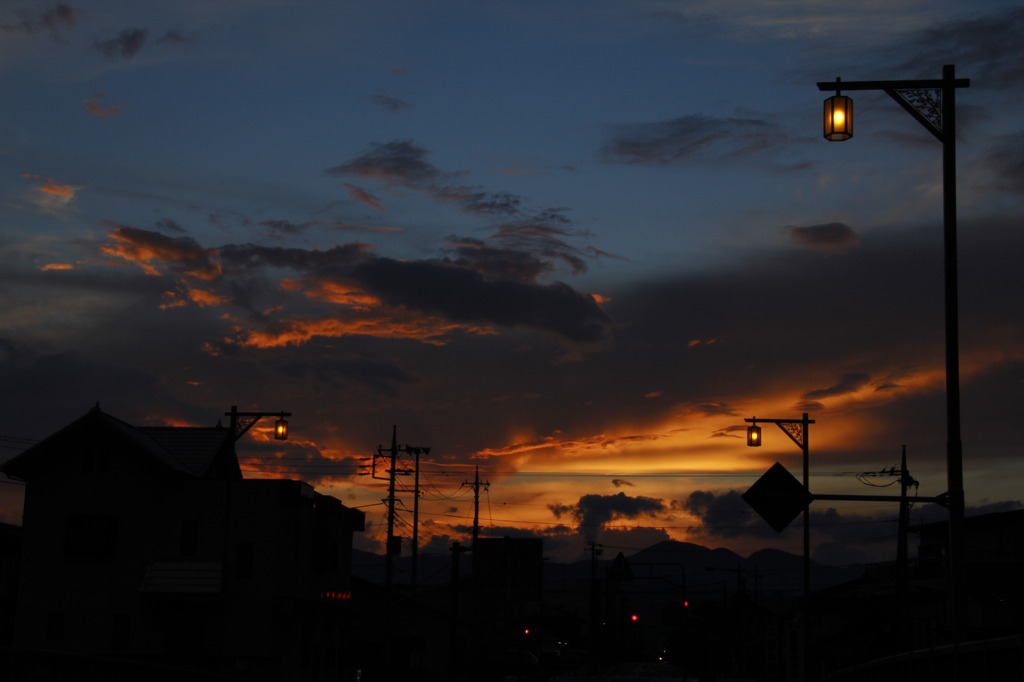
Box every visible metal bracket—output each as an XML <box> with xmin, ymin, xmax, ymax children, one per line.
<box><xmin>886</xmin><ymin>88</ymin><xmax>944</xmax><ymax>142</ymax></box>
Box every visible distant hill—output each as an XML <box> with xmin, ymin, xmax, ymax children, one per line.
<box><xmin>352</xmin><ymin>539</ymin><xmax>864</xmax><ymax>599</ymax></box>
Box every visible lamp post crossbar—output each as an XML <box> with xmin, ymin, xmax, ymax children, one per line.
<box><xmin>816</xmin><ymin>77</ymin><xmax>969</xmax><ymax>91</ymax></box>
<box><xmin>818</xmin><ymin>75</ymin><xmax>968</xmax><ymax>143</ymax></box>
<box><xmin>745</xmin><ymin>417</ymin><xmax>814</xmax><ymax>451</ymax></box>
<box><xmin>225</xmin><ymin>406</ymin><xmax>292</xmax><ymax>441</ymax></box>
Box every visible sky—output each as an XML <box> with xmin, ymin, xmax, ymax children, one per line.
<box><xmin>1</xmin><ymin>0</ymin><xmax>1022</xmax><ymax>568</ymax></box>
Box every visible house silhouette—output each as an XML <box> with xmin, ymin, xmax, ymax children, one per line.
<box><xmin>1</xmin><ymin>405</ymin><xmax>364</xmax><ymax>681</ymax></box>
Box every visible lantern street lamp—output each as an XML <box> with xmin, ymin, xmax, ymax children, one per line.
<box><xmin>226</xmin><ymin>405</ymin><xmax>292</xmax><ymax>442</ymax></box>
<box><xmin>816</xmin><ymin>65</ymin><xmax>970</xmax><ymax>638</ymax></box>
<box><xmin>745</xmin><ymin>414</ymin><xmax>813</xmax><ymax>680</ymax></box>
<box><xmin>822</xmin><ymin>79</ymin><xmax>853</xmax><ymax>141</ymax></box>
<box><xmin>274</xmin><ymin>415</ymin><xmax>289</xmax><ymax>440</ymax></box>
<box><xmin>746</xmin><ymin>420</ymin><xmax>762</xmax><ymax>447</ymax></box>
<box><xmin>745</xmin><ymin>415</ymin><xmax>813</xmax><ymax>593</ymax></box>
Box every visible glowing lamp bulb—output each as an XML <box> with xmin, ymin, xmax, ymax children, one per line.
<box><xmin>747</xmin><ymin>423</ymin><xmax>762</xmax><ymax>447</ymax></box>
<box><xmin>274</xmin><ymin>417</ymin><xmax>289</xmax><ymax>440</ymax></box>
<box><xmin>824</xmin><ymin>93</ymin><xmax>853</xmax><ymax>141</ymax></box>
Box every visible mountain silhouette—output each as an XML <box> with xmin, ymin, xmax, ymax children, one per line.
<box><xmin>352</xmin><ymin>539</ymin><xmax>864</xmax><ymax>599</ymax></box>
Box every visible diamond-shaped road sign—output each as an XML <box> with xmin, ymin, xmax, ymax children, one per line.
<box><xmin>742</xmin><ymin>461</ymin><xmax>811</xmax><ymax>533</ymax></box>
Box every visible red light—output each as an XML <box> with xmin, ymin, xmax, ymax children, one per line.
<box><xmin>683</xmin><ymin>600</ymin><xmax>689</xmax><ymax>607</ymax></box>
<box><xmin>524</xmin><ymin>628</ymin><xmax>530</xmax><ymax>635</ymax></box>
<box><xmin>631</xmin><ymin>614</ymin><xmax>638</xmax><ymax>622</ymax></box>
<box><xmin>320</xmin><ymin>590</ymin><xmax>352</xmax><ymax>601</ymax></box>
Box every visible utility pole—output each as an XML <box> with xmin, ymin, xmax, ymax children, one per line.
<box><xmin>463</xmin><ymin>465</ymin><xmax>489</xmax><ymax>550</ymax></box>
<box><xmin>384</xmin><ymin>426</ymin><xmax>399</xmax><ymax>593</ymax></box>
<box><xmin>897</xmin><ymin>446</ymin><xmax>918</xmax><ymax>650</ymax></box>
<box><xmin>448</xmin><ymin>540</ymin><xmax>467</xmax><ymax>682</ymax></box>
<box><xmin>586</xmin><ymin>541</ymin><xmax>603</xmax><ymax>674</ymax></box>
<box><xmin>362</xmin><ymin>427</ymin><xmax>430</xmax><ymax>594</ymax></box>
<box><xmin>411</xmin><ymin>444</ymin><xmax>422</xmax><ymax>594</ymax></box>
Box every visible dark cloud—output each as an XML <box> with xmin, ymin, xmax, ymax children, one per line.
<box><xmin>217</xmin><ymin>242</ymin><xmax>371</xmax><ymax>273</ymax></box>
<box><xmin>327</xmin><ymin>141</ymin><xmax>609</xmax><ymax>279</ymax></box>
<box><xmin>601</xmin><ymin>114</ymin><xmax>791</xmax><ymax>165</ymax></box>
<box><xmin>326</xmin><ymin>140</ymin><xmax>523</xmax><ymax>217</ymax></box>
<box><xmin>443</xmin><ymin>236</ymin><xmax>550</xmax><ymax>282</ymax></box>
<box><xmin>549</xmin><ymin>492</ymin><xmax>666</xmax><ymax>541</ymax></box>
<box><xmin>95</xmin><ymin>226</ymin><xmax>608</xmax><ymax>344</ymax></box>
<box><xmin>369</xmin><ymin>93</ymin><xmax>414</xmax><ymax>112</ymax></box>
<box><xmin>156</xmin><ymin>29</ymin><xmax>198</xmax><ymax>46</ymax></box>
<box><xmin>327</xmin><ymin>140</ymin><xmax>440</xmax><ymax>185</ymax></box>
<box><xmin>443</xmin><ymin>210</ymin><xmax>603</xmax><ymax>282</ymax></box>
<box><xmin>983</xmin><ymin>134</ymin><xmax>1024</xmax><ymax>195</ymax></box>
<box><xmin>683</xmin><ymin>489</ymin><xmax>900</xmax><ymax>564</ymax></box>
<box><xmin>279</xmin><ymin>354</ymin><xmax>413</xmax><ymax>396</ymax></box>
<box><xmin>100</xmin><ymin>224</ymin><xmax>219</xmax><ymax>279</ymax></box>
<box><xmin>94</xmin><ymin>28</ymin><xmax>148</xmax><ymax>60</ymax></box>
<box><xmin>350</xmin><ymin>257</ymin><xmax>611</xmax><ymax>343</ymax></box>
<box><xmin>803</xmin><ymin>373</ymin><xmax>871</xmax><ymax>400</ymax></box>
<box><xmin>687</xmin><ymin>402</ymin><xmax>739</xmax><ymax>418</ymax></box>
<box><xmin>490</xmin><ymin>216</ymin><xmax>591</xmax><ymax>275</ymax></box>
<box><xmin>0</xmin><ymin>340</ymin><xmax>161</xmax><ymax>442</ymax></box>
<box><xmin>683</xmin><ymin>490</ymin><xmax>776</xmax><ymax>539</ymax></box>
<box><xmin>260</xmin><ymin>219</ymin><xmax>313</xmax><ymax>235</ymax></box>
<box><xmin>898</xmin><ymin>7</ymin><xmax>1024</xmax><ymax>89</ymax></box>
<box><xmin>787</xmin><ymin>223</ymin><xmax>859</xmax><ymax>253</ymax></box>
<box><xmin>1</xmin><ymin>3</ymin><xmax>76</xmax><ymax>36</ymax></box>
<box><xmin>154</xmin><ymin>218</ymin><xmax>186</xmax><ymax>234</ymax></box>
<box><xmin>612</xmin><ymin>479</ymin><xmax>634</xmax><ymax>488</ymax></box>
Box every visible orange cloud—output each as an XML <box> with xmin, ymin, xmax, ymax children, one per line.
<box><xmin>41</xmin><ymin>263</ymin><xmax>74</xmax><ymax>271</ymax></box>
<box><xmin>237</xmin><ymin>312</ymin><xmax>495</xmax><ymax>348</ymax></box>
<box><xmin>83</xmin><ymin>93</ymin><xmax>124</xmax><ymax>118</ymax></box>
<box><xmin>186</xmin><ymin>287</ymin><xmax>230</xmax><ymax>307</ymax></box>
<box><xmin>100</xmin><ymin>225</ymin><xmax>221</xmax><ymax>280</ymax></box>
<box><xmin>22</xmin><ymin>174</ymin><xmax>79</xmax><ymax>214</ymax></box>
<box><xmin>23</xmin><ymin>174</ymin><xmax>74</xmax><ymax>198</ymax></box>
<box><xmin>159</xmin><ymin>286</ymin><xmax>231</xmax><ymax>309</ymax></box>
<box><xmin>291</xmin><ymin>279</ymin><xmax>382</xmax><ymax>309</ymax></box>
<box><xmin>344</xmin><ymin>182</ymin><xmax>385</xmax><ymax>211</ymax></box>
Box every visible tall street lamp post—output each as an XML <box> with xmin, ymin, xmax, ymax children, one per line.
<box><xmin>745</xmin><ymin>415</ymin><xmax>812</xmax><ymax>680</ymax></box>
<box><xmin>816</xmin><ymin>65</ymin><xmax>970</xmax><ymax>638</ymax></box>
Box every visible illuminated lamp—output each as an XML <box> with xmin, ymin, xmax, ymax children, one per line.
<box><xmin>747</xmin><ymin>421</ymin><xmax>762</xmax><ymax>447</ymax></box>
<box><xmin>274</xmin><ymin>415</ymin><xmax>289</xmax><ymax>440</ymax></box>
<box><xmin>823</xmin><ymin>81</ymin><xmax>853</xmax><ymax>141</ymax></box>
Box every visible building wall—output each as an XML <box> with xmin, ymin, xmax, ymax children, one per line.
<box><xmin>11</xmin><ymin>428</ymin><xmax>363</xmax><ymax>680</ymax></box>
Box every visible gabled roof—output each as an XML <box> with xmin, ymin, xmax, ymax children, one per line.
<box><xmin>140</xmin><ymin>426</ymin><xmax>237</xmax><ymax>478</ymax></box>
<box><xmin>1</xmin><ymin>405</ymin><xmax>238</xmax><ymax>482</ymax></box>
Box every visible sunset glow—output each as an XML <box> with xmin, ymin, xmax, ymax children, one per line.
<box><xmin>1</xmin><ymin>0</ymin><xmax>1022</xmax><ymax>569</ymax></box>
